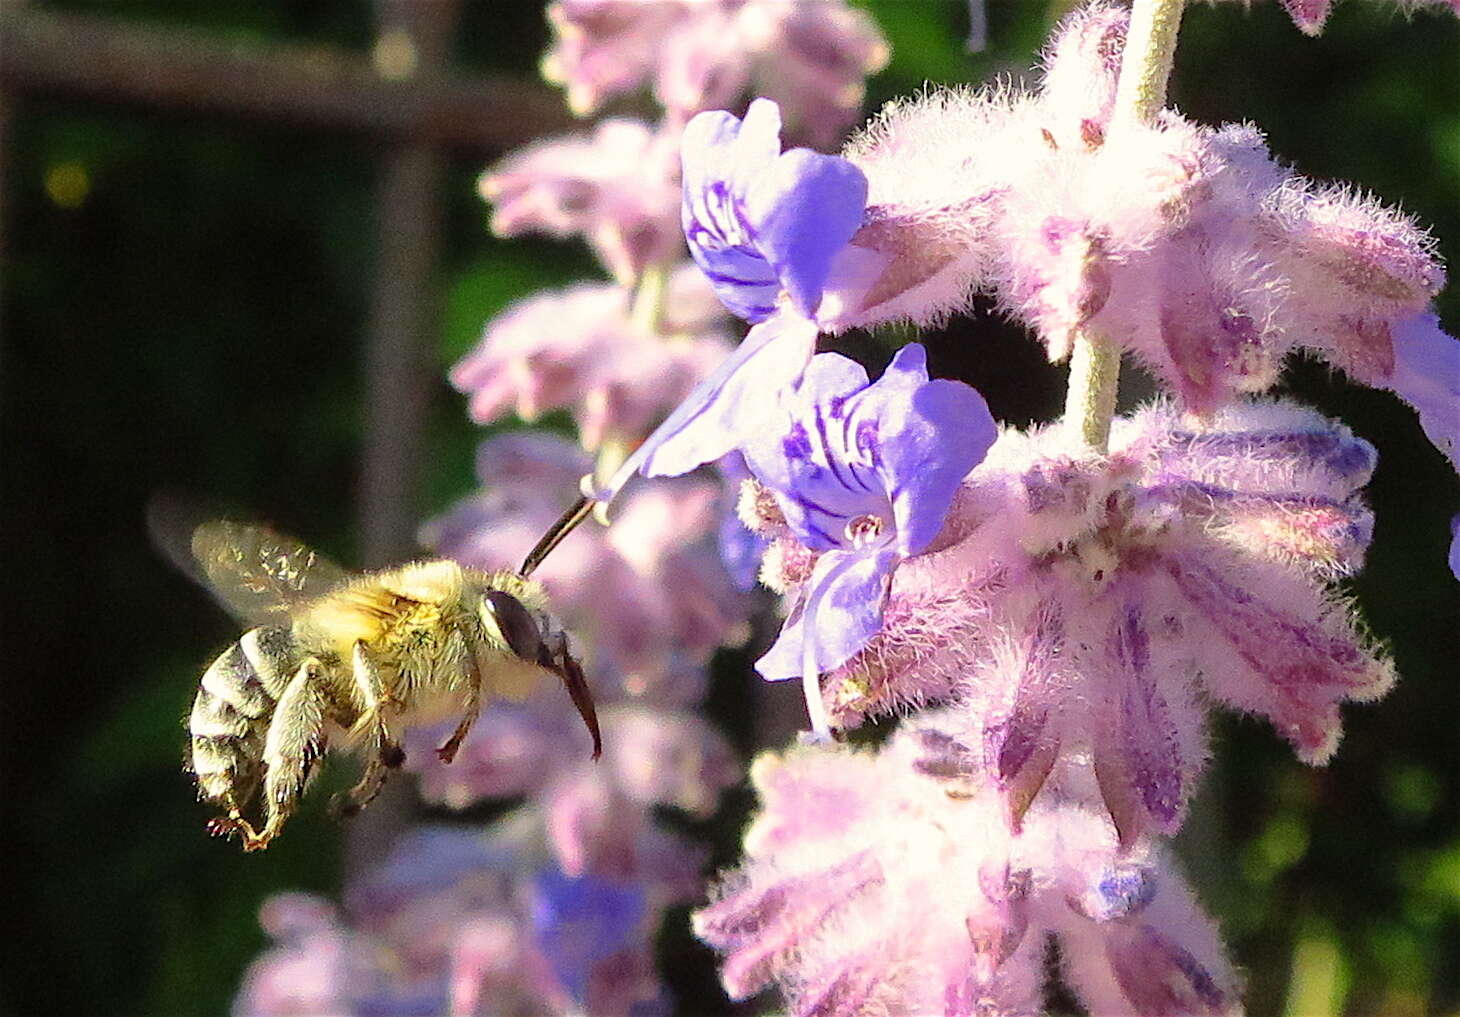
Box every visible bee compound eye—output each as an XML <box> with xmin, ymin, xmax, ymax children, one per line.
<box><xmin>482</xmin><ymin>590</ymin><xmax>545</xmax><ymax>662</ymax></box>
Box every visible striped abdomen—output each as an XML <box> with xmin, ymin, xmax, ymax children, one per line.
<box><xmin>189</xmin><ymin>625</ymin><xmax>295</xmax><ymax>808</ymax></box>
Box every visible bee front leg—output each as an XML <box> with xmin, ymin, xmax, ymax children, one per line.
<box><xmin>255</xmin><ymin>658</ymin><xmax>329</xmax><ymax>851</ymax></box>
<box><xmin>330</xmin><ymin>643</ymin><xmax>404</xmax><ymax>818</ymax></box>
<box><xmin>436</xmin><ymin>654</ymin><xmax>482</xmax><ymax>764</ymax></box>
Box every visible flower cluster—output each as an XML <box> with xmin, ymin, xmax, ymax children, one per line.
<box><xmin>236</xmin><ymin>826</ymin><xmax>674</xmax><ymax>1017</ymax></box>
<box><xmin>744</xmin><ymin>344</ymin><xmax>996</xmax><ymax>737</ymax></box>
<box><xmin>541</xmin><ymin>0</ymin><xmax>888</xmax><ymax>145</ymax></box>
<box><xmin>450</xmin><ymin>269</ymin><xmax>732</xmax><ymax>453</ymax></box>
<box><xmin>745</xmin><ymin>400</ymin><xmax>1391</xmax><ymax>844</ymax></box>
<box><xmin>696</xmin><ymin>713</ymin><xmax>1241</xmax><ymax>1017</ymax></box>
<box><xmin>647</xmin><ymin>2</ymin><xmax>1455</xmax><ymax>1013</ymax></box>
<box><xmin>480</xmin><ymin>119</ymin><xmax>683</xmax><ymax>286</ymax></box>
<box><xmin>825</xmin><ymin>1</ymin><xmax>1450</xmax><ymax>421</ymax></box>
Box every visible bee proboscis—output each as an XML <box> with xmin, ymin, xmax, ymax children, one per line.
<box><xmin>162</xmin><ymin>515</ymin><xmax>600</xmax><ymax>852</ymax></box>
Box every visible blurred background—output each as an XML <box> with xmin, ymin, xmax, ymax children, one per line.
<box><xmin>1</xmin><ymin>1</ymin><xmax>1456</xmax><ymax>1014</ymax></box>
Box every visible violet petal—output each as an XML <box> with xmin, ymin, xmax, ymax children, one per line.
<box><xmin>756</xmin><ymin>547</ymin><xmax>900</xmax><ymax>680</ymax></box>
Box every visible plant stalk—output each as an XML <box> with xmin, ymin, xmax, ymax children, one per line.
<box><xmin>629</xmin><ymin>260</ymin><xmax>670</xmax><ymax>335</ymax></box>
<box><xmin>1063</xmin><ymin>0</ymin><xmax>1185</xmax><ymax>451</ymax></box>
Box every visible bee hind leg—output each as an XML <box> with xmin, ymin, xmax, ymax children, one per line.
<box><xmin>255</xmin><ymin>658</ymin><xmax>329</xmax><ymax>850</ymax></box>
<box><xmin>206</xmin><ymin>809</ymin><xmax>274</xmax><ymax>852</ymax></box>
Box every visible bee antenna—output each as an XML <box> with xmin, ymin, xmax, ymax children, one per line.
<box><xmin>520</xmin><ymin>495</ymin><xmax>596</xmax><ymax>577</ymax></box>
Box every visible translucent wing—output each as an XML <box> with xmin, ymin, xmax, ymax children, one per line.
<box><xmin>150</xmin><ymin>497</ymin><xmax>352</xmax><ymax>624</ymax></box>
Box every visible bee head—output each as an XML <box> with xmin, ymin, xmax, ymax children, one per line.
<box><xmin>481</xmin><ymin>587</ymin><xmax>601</xmax><ymax>759</ymax></box>
<box><xmin>479</xmin><ymin>589</ymin><xmax>546</xmax><ymax>662</ymax></box>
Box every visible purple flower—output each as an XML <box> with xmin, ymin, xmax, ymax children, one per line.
<box><xmin>744</xmin><ymin>343</ymin><xmax>996</xmax><ymax>735</ymax></box>
<box><xmin>1388</xmin><ymin>312</ymin><xmax>1459</xmax><ymax>468</ymax></box>
<box><xmin>594</xmin><ymin>308</ymin><xmax>820</xmax><ymax>503</ymax></box>
<box><xmin>682</xmin><ymin>98</ymin><xmax>868</xmax><ymax>323</ymax></box>
<box><xmin>584</xmin><ymin>100</ymin><xmax>870</xmax><ymax>505</ymax></box>
<box><xmin>755</xmin><ymin>400</ymin><xmax>1392</xmax><ymax>839</ymax></box>
<box><xmin>530</xmin><ymin>867</ymin><xmax>647</xmax><ymax>1007</ymax></box>
<box><xmin>1386</xmin><ymin>313</ymin><xmax>1460</xmax><ymax>580</ymax></box>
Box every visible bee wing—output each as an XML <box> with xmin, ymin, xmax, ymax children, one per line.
<box><xmin>150</xmin><ymin>496</ymin><xmax>352</xmax><ymax>623</ymax></box>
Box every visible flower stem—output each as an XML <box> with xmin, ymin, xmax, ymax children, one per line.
<box><xmin>1063</xmin><ymin>0</ymin><xmax>1185</xmax><ymax>451</ymax></box>
<box><xmin>1064</xmin><ymin>330</ymin><xmax>1120</xmax><ymax>449</ymax></box>
<box><xmin>630</xmin><ymin>261</ymin><xmax>670</xmax><ymax>335</ymax></box>
<box><xmin>1111</xmin><ymin>0</ymin><xmax>1186</xmax><ymax>134</ymax></box>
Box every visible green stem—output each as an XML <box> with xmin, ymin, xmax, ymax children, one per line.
<box><xmin>1062</xmin><ymin>0</ymin><xmax>1185</xmax><ymax>451</ymax></box>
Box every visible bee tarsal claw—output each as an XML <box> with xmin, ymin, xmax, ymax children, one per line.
<box><xmin>240</xmin><ymin>831</ymin><xmax>273</xmax><ymax>852</ymax></box>
<box><xmin>435</xmin><ymin>737</ymin><xmax>464</xmax><ymax>764</ymax></box>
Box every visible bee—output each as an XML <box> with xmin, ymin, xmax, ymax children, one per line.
<box><xmin>161</xmin><ymin>514</ymin><xmax>601</xmax><ymax>852</ymax></box>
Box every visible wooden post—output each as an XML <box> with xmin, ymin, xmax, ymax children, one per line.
<box><xmin>357</xmin><ymin>0</ymin><xmax>456</xmax><ymax>569</ymax></box>
<box><xmin>347</xmin><ymin>0</ymin><xmax>460</xmax><ymax>877</ymax></box>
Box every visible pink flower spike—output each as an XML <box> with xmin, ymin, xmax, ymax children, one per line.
<box><xmin>480</xmin><ymin>119</ymin><xmax>682</xmax><ymax>284</ymax></box>
<box><xmin>541</xmin><ymin>0</ymin><xmax>887</xmax><ymax>142</ymax></box>
<box><xmin>696</xmin><ymin>717</ymin><xmax>1240</xmax><ymax>1016</ymax></box>
<box><xmin>1280</xmin><ymin>0</ymin><xmax>1334</xmax><ymax>35</ymax></box>
<box><xmin>839</xmin><ymin>35</ymin><xmax>1446</xmax><ymax>414</ymax></box>
<box><xmin>449</xmin><ymin>277</ymin><xmax>734</xmax><ymax>456</ymax></box>
<box><xmin>794</xmin><ymin>400</ymin><xmax>1390</xmax><ymax>820</ymax></box>
<box><xmin>541</xmin><ymin>1</ymin><xmax>685</xmax><ymax>116</ymax></box>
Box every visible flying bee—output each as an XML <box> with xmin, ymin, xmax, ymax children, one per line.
<box><xmin>160</xmin><ymin>513</ymin><xmax>601</xmax><ymax>852</ymax></box>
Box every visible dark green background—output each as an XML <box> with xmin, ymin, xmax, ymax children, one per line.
<box><xmin>3</xmin><ymin>2</ymin><xmax>1456</xmax><ymax>1014</ymax></box>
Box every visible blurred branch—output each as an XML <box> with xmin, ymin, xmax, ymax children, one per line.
<box><xmin>0</xmin><ymin>6</ymin><xmax>571</xmax><ymax>149</ymax></box>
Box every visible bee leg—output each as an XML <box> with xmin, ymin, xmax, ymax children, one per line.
<box><xmin>255</xmin><ymin>658</ymin><xmax>329</xmax><ymax>851</ymax></box>
<box><xmin>329</xmin><ymin>740</ymin><xmax>405</xmax><ymax>819</ymax></box>
<box><xmin>349</xmin><ymin>641</ymin><xmax>403</xmax><ymax>757</ymax></box>
<box><xmin>205</xmin><ymin>801</ymin><xmax>265</xmax><ymax>848</ymax></box>
<box><xmin>436</xmin><ymin>656</ymin><xmax>481</xmax><ymax>764</ymax></box>
<box><xmin>329</xmin><ymin>643</ymin><xmax>404</xmax><ymax>818</ymax></box>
